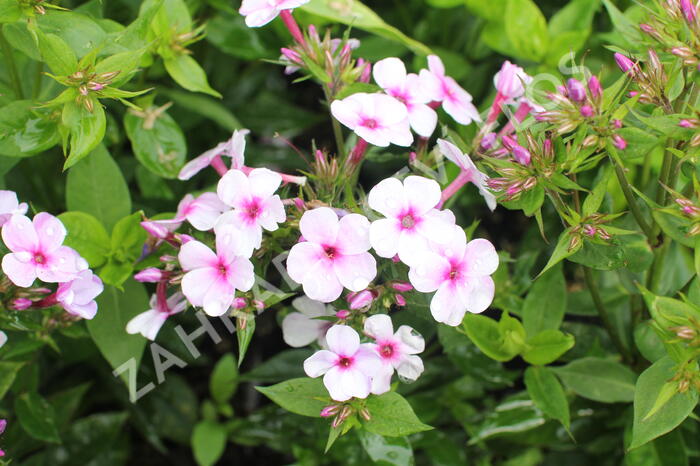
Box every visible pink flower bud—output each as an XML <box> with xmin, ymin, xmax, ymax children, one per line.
<box><xmin>335</xmin><ymin>309</ymin><xmax>350</xmax><ymax>319</ymax></box>
<box><xmin>588</xmin><ymin>76</ymin><xmax>603</xmax><ymax>99</ymax></box>
<box><xmin>614</xmin><ymin>53</ymin><xmax>637</xmax><ymax>76</ymax></box>
<box><xmin>348</xmin><ymin>289</ymin><xmax>374</xmax><ymax>310</ymax></box>
<box><xmin>177</xmin><ymin>234</ymin><xmax>195</xmax><ymax>244</ymax></box>
<box><xmin>580</xmin><ymin>105</ymin><xmax>595</xmax><ymax>118</ymax></box>
<box><xmin>501</xmin><ymin>135</ymin><xmax>517</xmax><ymax>151</ymax></box>
<box><xmin>141</xmin><ymin>221</ymin><xmax>170</xmax><ymax>239</ymax></box>
<box><xmin>159</xmin><ymin>255</ymin><xmax>177</xmax><ymax>263</ymax></box>
<box><xmin>612</xmin><ymin>134</ymin><xmax>627</xmax><ymax>150</ymax></box>
<box><xmin>232</xmin><ymin>297</ymin><xmax>247</xmax><ymax>309</ymax></box>
<box><xmin>566</xmin><ymin>78</ymin><xmax>586</xmax><ymax>102</ymax></box>
<box><xmin>320</xmin><ymin>405</ymin><xmax>340</xmax><ymax>417</ymax></box>
<box><xmin>395</xmin><ymin>294</ymin><xmax>406</xmax><ymax>307</ymax></box>
<box><xmin>681</xmin><ymin>0</ymin><xmax>697</xmax><ymax>22</ymax></box>
<box><xmin>612</xmin><ymin>119</ymin><xmax>623</xmax><ymax>129</ymax></box>
<box><xmin>680</xmin><ymin>119</ymin><xmax>696</xmax><ymax>128</ymax></box>
<box><xmin>481</xmin><ymin>132</ymin><xmax>497</xmax><ymax>149</ymax></box>
<box><xmin>390</xmin><ymin>282</ymin><xmax>413</xmax><ymax>292</ymax></box>
<box><xmin>358</xmin><ymin>58</ymin><xmax>371</xmax><ymax>83</ymax></box>
<box><xmin>512</xmin><ymin>145</ymin><xmax>531</xmax><ymax>165</ymax></box>
<box><xmin>252</xmin><ymin>300</ymin><xmax>265</xmax><ymax>311</ymax></box>
<box><xmin>280</xmin><ymin>47</ymin><xmax>302</xmax><ymax>65</ymax></box>
<box><xmin>11</xmin><ymin>298</ymin><xmax>33</xmax><ymax>310</ymax></box>
<box><xmin>583</xmin><ymin>225</ymin><xmax>596</xmax><ymax>237</ymax></box>
<box><xmin>134</xmin><ymin>267</ymin><xmax>164</xmax><ymax>283</ymax></box>
<box><xmin>293</xmin><ymin>198</ymin><xmax>305</xmax><ymax>211</ymax></box>
<box><xmin>408</xmin><ymin>151</ymin><xmax>417</xmax><ymax>164</ymax></box>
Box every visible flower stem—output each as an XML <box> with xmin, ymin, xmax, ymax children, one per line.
<box><xmin>0</xmin><ymin>30</ymin><xmax>23</xmax><ymax>99</ymax></box>
<box><xmin>582</xmin><ymin>266</ymin><xmax>633</xmax><ymax>364</ymax></box>
<box><xmin>323</xmin><ymin>85</ymin><xmax>346</xmax><ymax>160</ymax></box>
<box><xmin>608</xmin><ymin>155</ymin><xmax>656</xmax><ymax>243</ymax></box>
<box><xmin>439</xmin><ymin>171</ymin><xmax>471</xmax><ymax>208</ymax></box>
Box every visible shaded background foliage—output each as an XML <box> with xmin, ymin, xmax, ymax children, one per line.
<box><xmin>1</xmin><ymin>0</ymin><xmax>698</xmax><ymax>465</ymax></box>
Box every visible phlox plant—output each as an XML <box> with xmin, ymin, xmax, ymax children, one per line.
<box><xmin>1</xmin><ymin>0</ymin><xmax>700</xmax><ymax>464</ymax></box>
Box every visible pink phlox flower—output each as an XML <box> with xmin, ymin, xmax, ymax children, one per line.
<box><xmin>178</xmin><ymin>225</ymin><xmax>255</xmax><ymax>316</ymax></box>
<box><xmin>373</xmin><ymin>57</ymin><xmax>438</xmax><ymax>137</ymax></box>
<box><xmin>140</xmin><ymin>192</ymin><xmax>228</xmax><ymax>238</ymax></box>
<box><xmin>56</xmin><ymin>269</ymin><xmax>104</xmax><ymax>319</ymax></box>
<box><xmin>408</xmin><ymin>226</ymin><xmax>499</xmax><ymax>326</ymax></box>
<box><xmin>216</xmin><ymin>168</ymin><xmax>286</xmax><ymax>255</ymax></box>
<box><xmin>368</xmin><ymin>175</ymin><xmax>456</xmax><ymax>266</ymax></box>
<box><xmin>437</xmin><ymin>139</ymin><xmax>497</xmax><ymax>211</ymax></box>
<box><xmin>126</xmin><ymin>291</ymin><xmax>188</xmax><ymax>341</ymax></box>
<box><xmin>331</xmin><ymin>93</ymin><xmax>413</xmax><ymax>147</ymax></box>
<box><xmin>240</xmin><ymin>0</ymin><xmax>310</xmax><ymax>28</ymax></box>
<box><xmin>0</xmin><ymin>191</ymin><xmax>27</xmax><ymax>226</ymax></box>
<box><xmin>281</xmin><ymin>296</ymin><xmax>335</xmax><ymax>348</ymax></box>
<box><xmin>303</xmin><ymin>325</ymin><xmax>382</xmax><ymax>401</ymax></box>
<box><xmin>419</xmin><ymin>55</ymin><xmax>481</xmax><ymax>125</ymax></box>
<box><xmin>287</xmin><ymin>207</ymin><xmax>377</xmax><ymax>303</ymax></box>
<box><xmin>493</xmin><ymin>61</ymin><xmax>532</xmax><ymax>104</ymax></box>
<box><xmin>364</xmin><ymin>314</ymin><xmax>424</xmax><ymax>395</ymax></box>
<box><xmin>178</xmin><ymin>129</ymin><xmax>249</xmax><ymax>180</ymax></box>
<box><xmin>1</xmin><ymin>213</ymin><xmax>83</xmax><ymax>287</ymax></box>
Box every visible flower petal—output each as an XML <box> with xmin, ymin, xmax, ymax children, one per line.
<box><xmin>396</xmin><ymin>354</ymin><xmax>424</xmax><ymax>382</ymax></box>
<box><xmin>463</xmin><ymin>238</ymin><xmax>499</xmax><ymax>276</ymax></box>
<box><xmin>217</xmin><ymin>169</ymin><xmax>251</xmax><ymax>209</ymax></box>
<box><xmin>408</xmin><ymin>104</ymin><xmax>437</xmax><ymax>138</ymax></box>
<box><xmin>364</xmin><ymin>314</ymin><xmax>394</xmax><ymax>340</ymax></box>
<box><xmin>2</xmin><ymin>214</ymin><xmax>38</xmax><ymax>252</ymax></box>
<box><xmin>373</xmin><ymin>57</ymin><xmax>407</xmax><ymax>91</ymax></box>
<box><xmin>286</xmin><ymin>241</ymin><xmax>324</xmax><ymax>284</ymax></box>
<box><xmin>408</xmin><ymin>251</ymin><xmax>449</xmax><ymax>292</ymax></box>
<box><xmin>248</xmin><ymin>168</ymin><xmax>282</xmax><ymax>199</ymax></box>
<box><xmin>461</xmin><ymin>275</ymin><xmax>495</xmax><ymax>314</ymax></box>
<box><xmin>282</xmin><ymin>312</ymin><xmax>326</xmax><ymax>347</ymax></box>
<box><xmin>431</xmin><ymin>281</ymin><xmax>466</xmax><ymax>326</ymax></box>
<box><xmin>395</xmin><ymin>325</ymin><xmax>425</xmax><ymax>354</ymax></box>
<box><xmin>403</xmin><ymin>176</ymin><xmax>441</xmax><ymax>214</ymax></box>
<box><xmin>333</xmin><ymin>252</ymin><xmax>377</xmax><ymax>292</ymax></box>
<box><xmin>2</xmin><ymin>253</ymin><xmax>37</xmax><ymax>287</ymax></box>
<box><xmin>304</xmin><ymin>349</ymin><xmax>338</xmax><ymax>377</ymax></box>
<box><xmin>335</xmin><ymin>213</ymin><xmax>371</xmax><ymax>255</ymax></box>
<box><xmin>299</xmin><ymin>207</ymin><xmax>339</xmax><ymax>245</ymax></box>
<box><xmin>325</xmin><ymin>325</ymin><xmax>360</xmax><ymax>356</ymax></box>
<box><xmin>178</xmin><ymin>240</ymin><xmax>218</xmax><ymax>271</ymax></box>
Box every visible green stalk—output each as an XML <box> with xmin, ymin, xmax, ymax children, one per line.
<box><xmin>583</xmin><ymin>267</ymin><xmax>633</xmax><ymax>364</ymax></box>
<box><xmin>609</xmin><ymin>156</ymin><xmax>656</xmax><ymax>243</ymax></box>
<box><xmin>323</xmin><ymin>85</ymin><xmax>346</xmax><ymax>160</ymax></box>
<box><xmin>0</xmin><ymin>30</ymin><xmax>23</xmax><ymax>99</ymax></box>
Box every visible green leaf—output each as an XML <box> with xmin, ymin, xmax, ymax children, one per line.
<box><xmin>0</xmin><ymin>361</ymin><xmax>24</xmax><ymax>399</ymax></box>
<box><xmin>299</xmin><ymin>0</ymin><xmax>431</xmax><ymax>56</ymax></box>
<box><xmin>101</xmin><ymin>212</ymin><xmax>148</xmax><ymax>287</ymax></box>
<box><xmin>363</xmin><ymin>392</ymin><xmax>432</xmax><ymax>437</ymax></box>
<box><xmin>538</xmin><ymin>227</ymin><xmax>580</xmax><ymax>277</ymax></box>
<box><xmin>94</xmin><ymin>49</ymin><xmax>146</xmax><ymax>87</ymax></box>
<box><xmin>66</xmin><ymin>144</ymin><xmax>131</xmax><ymax>232</ymax></box>
<box><xmin>62</xmin><ymin>102</ymin><xmax>107</xmax><ymax>169</ymax></box>
<box><xmin>582</xmin><ymin>165</ymin><xmax>612</xmax><ymax>216</ymax></box>
<box><xmin>88</xmin><ymin>279</ymin><xmax>149</xmax><ymax>383</ymax></box>
<box><xmin>522</xmin><ymin>329</ymin><xmax>575</xmax><ymax>365</ymax></box>
<box><xmin>524</xmin><ymin>366</ymin><xmax>570</xmax><ymax>430</ymax></box>
<box><xmin>0</xmin><ymin>100</ymin><xmax>60</xmax><ymax>157</ymax></box>
<box><xmin>625</xmin><ymin>428</ymin><xmax>689</xmax><ymax>466</ymax></box>
<box><xmin>36</xmin><ymin>11</ymin><xmax>109</xmax><ymax>59</ymax></box>
<box><xmin>237</xmin><ymin>317</ymin><xmax>255</xmax><ymax>367</ymax></box>
<box><xmin>164</xmin><ymin>54</ymin><xmax>221</xmax><ymax>98</ymax></box>
<box><xmin>522</xmin><ymin>263</ymin><xmax>567</xmax><ymax>336</ymax></box>
<box><xmin>58</xmin><ymin>212</ymin><xmax>111</xmax><ymax>268</ymax></box>
<box><xmin>191</xmin><ymin>421</ymin><xmax>227</xmax><ymax>466</ymax></box>
<box><xmin>36</xmin><ymin>30</ymin><xmax>78</xmax><ymax>75</ymax></box>
<box><xmin>210</xmin><ymin>354</ymin><xmax>238</xmax><ymax>405</ymax></box>
<box><xmin>631</xmin><ymin>356</ymin><xmax>698</xmax><ymax>449</ymax></box>
<box><xmin>469</xmin><ymin>394</ymin><xmax>545</xmax><ymax>443</ymax></box>
<box><xmin>462</xmin><ymin>313</ymin><xmax>518</xmax><ymax>362</ymax></box>
<box><xmin>162</xmin><ymin>88</ymin><xmax>241</xmax><ymax>131</ymax></box>
<box><xmin>601</xmin><ymin>0</ymin><xmax>642</xmax><ymax>49</ymax></box>
<box><xmin>124</xmin><ymin>108</ymin><xmax>186</xmax><ymax>178</ymax></box>
<box><xmin>256</xmin><ymin>378</ymin><xmax>329</xmax><ymax>417</ymax></box>
<box><xmin>15</xmin><ymin>391</ymin><xmax>61</xmax><ymax>443</ymax></box>
<box><xmin>552</xmin><ymin>357</ymin><xmax>637</xmax><ymax>403</ymax></box>
<box><xmin>504</xmin><ymin>0</ymin><xmax>548</xmax><ymax>61</ymax></box>
<box><xmin>0</xmin><ymin>1</ymin><xmax>22</xmax><ymax>23</ymax></box>
<box><xmin>357</xmin><ymin>430</ymin><xmax>414</xmax><ymax>466</ymax></box>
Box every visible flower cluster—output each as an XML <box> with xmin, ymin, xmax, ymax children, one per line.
<box><xmin>0</xmin><ymin>191</ymin><xmax>102</xmax><ymax>329</ymax></box>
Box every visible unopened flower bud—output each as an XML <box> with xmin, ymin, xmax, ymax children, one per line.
<box><xmin>335</xmin><ymin>309</ymin><xmax>350</xmax><ymax>319</ymax></box>
<box><xmin>673</xmin><ymin>326</ymin><xmax>697</xmax><ymax>340</ymax></box>
<box><xmin>588</xmin><ymin>76</ymin><xmax>603</xmax><ymax>99</ymax></box>
<box><xmin>612</xmin><ymin>134</ymin><xmax>627</xmax><ymax>150</ymax></box>
<box><xmin>678</xmin><ymin>378</ymin><xmax>690</xmax><ymax>393</ymax></box>
<box><xmin>639</xmin><ymin>23</ymin><xmax>661</xmax><ymax>40</ymax></box>
<box><xmin>349</xmin><ymin>289</ymin><xmax>374</xmax><ymax>310</ymax></box>
<box><xmin>681</xmin><ymin>0</ymin><xmax>697</xmax><ymax>22</ymax></box>
<box><xmin>320</xmin><ymin>405</ymin><xmax>340</xmax><ymax>418</ymax></box>
<box><xmin>612</xmin><ymin>119</ymin><xmax>623</xmax><ymax>129</ymax></box>
<box><xmin>395</xmin><ymin>294</ymin><xmax>406</xmax><ymax>307</ymax></box>
<box><xmin>159</xmin><ymin>255</ymin><xmax>177</xmax><ymax>263</ymax></box>
<box><xmin>358</xmin><ymin>59</ymin><xmax>371</xmax><ymax>83</ymax></box>
<box><xmin>141</xmin><ymin>221</ymin><xmax>170</xmax><ymax>239</ymax></box>
<box><xmin>543</xmin><ymin>138</ymin><xmax>553</xmax><ymax>159</ymax></box>
<box><xmin>232</xmin><ymin>297</ymin><xmax>247</xmax><ymax>309</ymax></box>
<box><xmin>252</xmin><ymin>300</ymin><xmax>265</xmax><ymax>311</ymax></box>
<box><xmin>391</xmin><ymin>282</ymin><xmax>413</xmax><ymax>292</ymax></box>
<box><xmin>582</xmin><ymin>135</ymin><xmax>599</xmax><ymax>147</ymax></box>
<box><xmin>679</xmin><ymin>119</ymin><xmax>697</xmax><ymax>128</ymax></box>
<box><xmin>566</xmin><ymin>78</ymin><xmax>586</xmax><ymax>102</ymax></box>
<box><xmin>501</xmin><ymin>135</ymin><xmax>517</xmax><ymax>151</ymax></box>
<box><xmin>597</xmin><ymin>227</ymin><xmax>612</xmax><ymax>240</ymax></box>
<box><xmin>671</xmin><ymin>47</ymin><xmax>694</xmax><ymax>59</ymax></box>
<box><xmin>568</xmin><ymin>234</ymin><xmax>583</xmax><ymax>252</ymax></box>
<box><xmin>481</xmin><ymin>132</ymin><xmax>497</xmax><ymax>149</ymax></box>
<box><xmin>512</xmin><ymin>145</ymin><xmax>531</xmax><ymax>165</ymax></box>
<box><xmin>359</xmin><ymin>408</ymin><xmax>371</xmax><ymax>421</ymax></box>
<box><xmin>583</xmin><ymin>224</ymin><xmax>596</xmax><ymax>237</ymax></box>
<box><xmin>134</xmin><ymin>267</ymin><xmax>164</xmax><ymax>283</ymax></box>
<box><xmin>280</xmin><ymin>47</ymin><xmax>302</xmax><ymax>65</ymax></box>
<box><xmin>691</xmin><ymin>133</ymin><xmax>700</xmax><ymax>147</ymax></box>
<box><xmin>614</xmin><ymin>53</ymin><xmax>638</xmax><ymax>76</ymax></box>
<box><xmin>580</xmin><ymin>105</ymin><xmax>595</xmax><ymax>118</ymax></box>
<box><xmin>689</xmin><ymin>223</ymin><xmax>700</xmax><ymax>236</ymax></box>
<box><xmin>11</xmin><ymin>298</ymin><xmax>33</xmax><ymax>310</ymax></box>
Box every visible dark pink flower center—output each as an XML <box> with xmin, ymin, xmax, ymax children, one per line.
<box><xmin>401</xmin><ymin>214</ymin><xmax>416</xmax><ymax>229</ymax></box>
<box><xmin>217</xmin><ymin>260</ymin><xmax>229</xmax><ymax>277</ymax></box>
<box><xmin>245</xmin><ymin>199</ymin><xmax>262</xmax><ymax>221</ymax></box>
<box><xmin>380</xmin><ymin>343</ymin><xmax>395</xmax><ymax>359</ymax></box>
<box><xmin>33</xmin><ymin>252</ymin><xmax>46</xmax><ymax>264</ymax></box>
<box><xmin>323</xmin><ymin>245</ymin><xmax>338</xmax><ymax>260</ymax></box>
<box><xmin>361</xmin><ymin>118</ymin><xmax>378</xmax><ymax>129</ymax></box>
<box><xmin>337</xmin><ymin>356</ymin><xmax>353</xmax><ymax>368</ymax></box>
